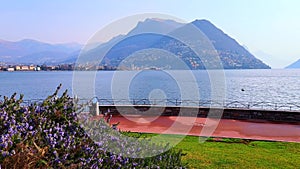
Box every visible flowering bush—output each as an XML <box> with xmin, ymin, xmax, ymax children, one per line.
<box><xmin>0</xmin><ymin>85</ymin><xmax>185</xmax><ymax>168</ymax></box>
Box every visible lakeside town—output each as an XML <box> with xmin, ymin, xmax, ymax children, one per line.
<box><xmin>0</xmin><ymin>63</ymin><xmax>119</xmax><ymax>71</ymax></box>
<box><xmin>0</xmin><ymin>62</ymin><xmax>168</xmax><ymax>71</ymax></box>
<box><xmin>0</xmin><ymin>64</ymin><xmax>74</xmax><ymax>71</ymax></box>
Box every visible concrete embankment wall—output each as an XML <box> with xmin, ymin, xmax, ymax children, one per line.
<box><xmin>96</xmin><ymin>105</ymin><xmax>300</xmax><ymax>123</ymax></box>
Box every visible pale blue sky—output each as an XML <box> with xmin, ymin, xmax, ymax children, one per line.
<box><xmin>1</xmin><ymin>0</ymin><xmax>300</xmax><ymax>68</ymax></box>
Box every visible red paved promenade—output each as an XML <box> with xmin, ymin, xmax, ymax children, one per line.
<box><xmin>106</xmin><ymin>115</ymin><xmax>300</xmax><ymax>142</ymax></box>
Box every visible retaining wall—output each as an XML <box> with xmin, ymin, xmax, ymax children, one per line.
<box><xmin>96</xmin><ymin>105</ymin><xmax>300</xmax><ymax>123</ymax></box>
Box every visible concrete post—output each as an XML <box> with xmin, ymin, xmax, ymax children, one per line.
<box><xmin>95</xmin><ymin>101</ymin><xmax>99</xmax><ymax>116</ymax></box>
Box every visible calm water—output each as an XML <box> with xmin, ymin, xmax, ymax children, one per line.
<box><xmin>0</xmin><ymin>69</ymin><xmax>300</xmax><ymax>106</ymax></box>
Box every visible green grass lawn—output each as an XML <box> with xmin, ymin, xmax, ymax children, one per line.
<box><xmin>127</xmin><ymin>133</ymin><xmax>300</xmax><ymax>169</ymax></box>
<box><xmin>174</xmin><ymin>136</ymin><xmax>300</xmax><ymax>169</ymax></box>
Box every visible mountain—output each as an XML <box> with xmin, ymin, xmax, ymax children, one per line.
<box><xmin>286</xmin><ymin>59</ymin><xmax>300</xmax><ymax>69</ymax></box>
<box><xmin>77</xmin><ymin>18</ymin><xmax>270</xmax><ymax>69</ymax></box>
<box><xmin>127</xmin><ymin>18</ymin><xmax>184</xmax><ymax>35</ymax></box>
<box><xmin>0</xmin><ymin>39</ymin><xmax>82</xmax><ymax>64</ymax></box>
<box><xmin>190</xmin><ymin>20</ymin><xmax>270</xmax><ymax>69</ymax></box>
<box><xmin>0</xmin><ymin>18</ymin><xmax>270</xmax><ymax>69</ymax></box>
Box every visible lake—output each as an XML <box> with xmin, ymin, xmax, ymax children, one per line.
<box><xmin>0</xmin><ymin>69</ymin><xmax>300</xmax><ymax>109</ymax></box>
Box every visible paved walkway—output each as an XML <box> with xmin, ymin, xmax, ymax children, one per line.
<box><xmin>100</xmin><ymin>115</ymin><xmax>300</xmax><ymax>142</ymax></box>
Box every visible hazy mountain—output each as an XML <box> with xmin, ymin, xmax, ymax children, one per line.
<box><xmin>191</xmin><ymin>20</ymin><xmax>270</xmax><ymax>69</ymax></box>
<box><xmin>78</xmin><ymin>18</ymin><xmax>270</xmax><ymax>69</ymax></box>
<box><xmin>127</xmin><ymin>18</ymin><xmax>184</xmax><ymax>35</ymax></box>
<box><xmin>19</xmin><ymin>51</ymin><xmax>70</xmax><ymax>64</ymax></box>
<box><xmin>253</xmin><ymin>50</ymin><xmax>273</xmax><ymax>67</ymax></box>
<box><xmin>286</xmin><ymin>59</ymin><xmax>300</xmax><ymax>69</ymax></box>
<box><xmin>0</xmin><ymin>18</ymin><xmax>271</xmax><ymax>69</ymax></box>
<box><xmin>0</xmin><ymin>39</ymin><xmax>82</xmax><ymax>64</ymax></box>
<box><xmin>59</xmin><ymin>50</ymin><xmax>81</xmax><ymax>64</ymax></box>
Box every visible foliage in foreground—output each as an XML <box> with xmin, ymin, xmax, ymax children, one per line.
<box><xmin>0</xmin><ymin>85</ymin><xmax>185</xmax><ymax>168</ymax></box>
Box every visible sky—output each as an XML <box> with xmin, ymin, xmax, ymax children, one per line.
<box><xmin>1</xmin><ymin>0</ymin><xmax>300</xmax><ymax>68</ymax></box>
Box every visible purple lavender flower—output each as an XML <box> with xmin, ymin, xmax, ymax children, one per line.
<box><xmin>29</xmin><ymin>126</ymin><xmax>33</xmax><ymax>130</ymax></box>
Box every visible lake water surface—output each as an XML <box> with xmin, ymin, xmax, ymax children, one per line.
<box><xmin>0</xmin><ymin>69</ymin><xmax>299</xmax><ymax>109</ymax></box>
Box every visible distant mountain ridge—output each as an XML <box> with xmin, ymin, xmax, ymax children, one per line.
<box><xmin>0</xmin><ymin>39</ymin><xmax>82</xmax><ymax>64</ymax></box>
<box><xmin>286</xmin><ymin>59</ymin><xmax>300</xmax><ymax>69</ymax></box>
